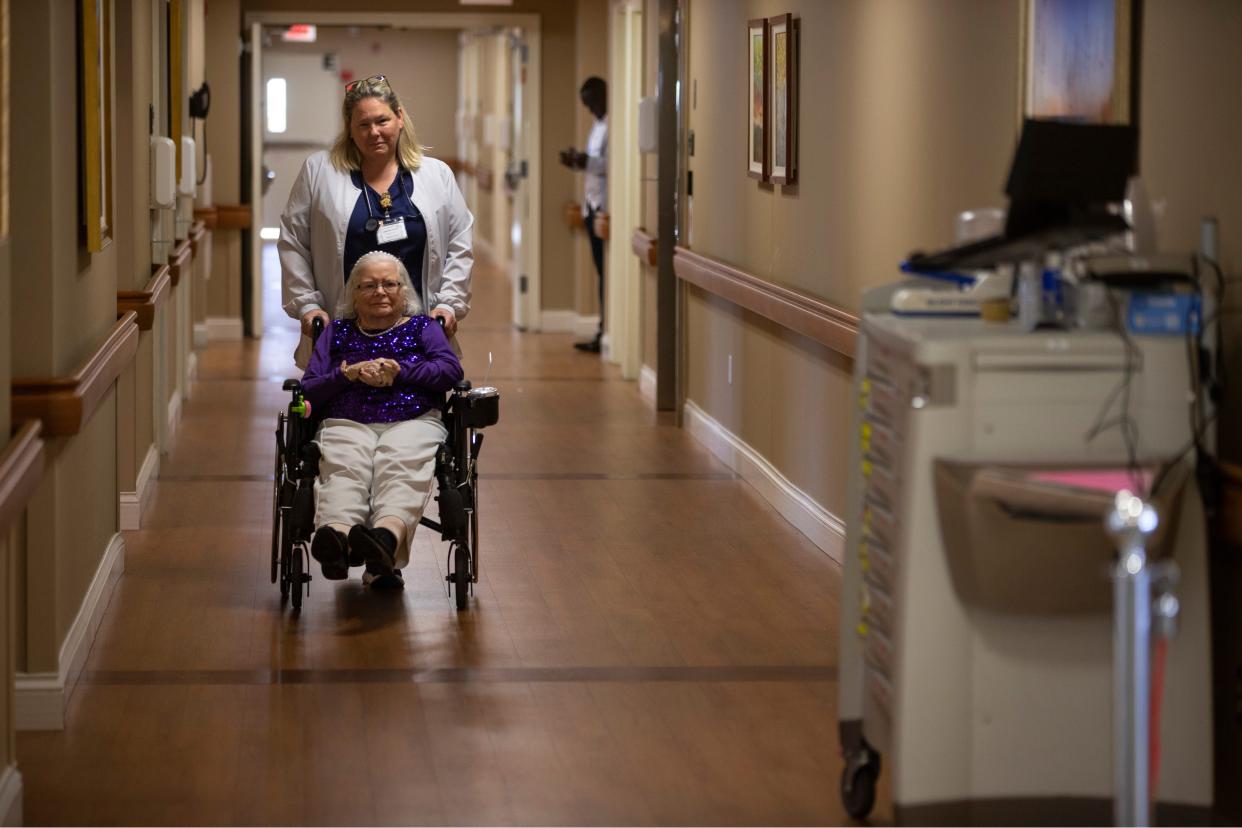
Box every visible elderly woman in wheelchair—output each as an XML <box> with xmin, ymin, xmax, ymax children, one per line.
<box><xmin>299</xmin><ymin>249</ymin><xmax>463</xmax><ymax>589</ymax></box>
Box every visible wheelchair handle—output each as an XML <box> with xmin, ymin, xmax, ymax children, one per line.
<box><xmin>311</xmin><ymin>315</ymin><xmax>325</xmax><ymax>343</ymax></box>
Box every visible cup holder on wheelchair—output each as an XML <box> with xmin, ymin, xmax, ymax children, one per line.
<box><xmin>452</xmin><ymin>384</ymin><xmax>500</xmax><ymax>429</ymax></box>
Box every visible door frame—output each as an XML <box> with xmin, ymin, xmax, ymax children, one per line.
<box><xmin>606</xmin><ymin>0</ymin><xmax>643</xmax><ymax>379</ymax></box>
<box><xmin>242</xmin><ymin>10</ymin><xmax>543</xmax><ymax>334</ymax></box>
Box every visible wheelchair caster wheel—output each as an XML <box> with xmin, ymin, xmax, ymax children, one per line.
<box><xmin>452</xmin><ymin>544</ymin><xmax>471</xmax><ymax>611</ymax></box>
<box><xmin>840</xmin><ymin>742</ymin><xmax>880</xmax><ymax>820</ymax></box>
<box><xmin>290</xmin><ymin>546</ymin><xmax>305</xmax><ymax>612</ymax></box>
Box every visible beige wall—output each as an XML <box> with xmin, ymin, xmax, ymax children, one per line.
<box><xmin>687</xmin><ymin>0</ymin><xmax>1017</xmax><ymax>310</ymax></box>
<box><xmin>1140</xmin><ymin>1</ymin><xmax>1242</xmax><ymax>461</ymax></box>
<box><xmin>572</xmin><ymin>0</ymin><xmax>608</xmax><ymax>318</ymax></box>
<box><xmin>7</xmin><ymin>0</ymin><xmax>123</xmax><ymax>690</ymax></box>
<box><xmin>681</xmin><ymin>0</ymin><xmax>1019</xmax><ymax>516</ymax></box>
<box><xmin>681</xmin><ymin>0</ymin><xmax>1242</xmax><ymax>524</ymax></box>
<box><xmin>205</xmin><ymin>0</ymin><xmax>243</xmax><ymax>320</ymax></box>
<box><xmin>279</xmin><ymin>26</ymin><xmax>462</xmax><ymax>161</ymax></box>
<box><xmin>115</xmin><ymin>0</ymin><xmax>158</xmax><ymax>498</ymax></box>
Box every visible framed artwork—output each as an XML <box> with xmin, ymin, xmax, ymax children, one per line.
<box><xmin>1021</xmin><ymin>0</ymin><xmax>1134</xmax><ymax>125</ymax></box>
<box><xmin>768</xmin><ymin>13</ymin><xmax>797</xmax><ymax>185</ymax></box>
<box><xmin>80</xmin><ymin>0</ymin><xmax>113</xmax><ymax>251</ymax></box>
<box><xmin>747</xmin><ymin>17</ymin><xmax>768</xmax><ymax>180</ymax></box>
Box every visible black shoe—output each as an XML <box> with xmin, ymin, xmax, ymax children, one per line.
<box><xmin>364</xmin><ymin>564</ymin><xmax>405</xmax><ymax>590</ymax></box>
<box><xmin>310</xmin><ymin>527</ymin><xmax>349</xmax><ymax>580</ymax></box>
<box><xmin>349</xmin><ymin>525</ymin><xmax>397</xmax><ymax>582</ymax></box>
<box><xmin>573</xmin><ymin>336</ymin><xmax>602</xmax><ymax>353</ymax></box>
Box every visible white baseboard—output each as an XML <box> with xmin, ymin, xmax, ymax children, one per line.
<box><xmin>0</xmin><ymin>763</ymin><xmax>22</xmax><ymax>826</ymax></box>
<box><xmin>193</xmin><ymin>321</ymin><xmax>209</xmax><ymax>350</ymax></box>
<box><xmin>12</xmin><ymin>674</ymin><xmax>61</xmax><ymax>733</ymax></box>
<box><xmin>16</xmin><ymin>533</ymin><xmax>126</xmax><ymax>730</ymax></box>
<box><xmin>639</xmin><ymin>365</ymin><xmax>656</xmax><ymax>407</ymax></box>
<box><xmin>683</xmin><ymin>399</ymin><xmax>845</xmax><ymax>563</ymax></box>
<box><xmin>539</xmin><ymin>310</ymin><xmax>576</xmax><ymax>333</ymax></box>
<box><xmin>119</xmin><ymin>445</ymin><xmax>160</xmax><ymax>531</ymax></box>
<box><xmin>575</xmin><ymin>314</ymin><xmax>601</xmax><ymax>341</ymax></box>
<box><xmin>206</xmin><ymin>317</ymin><xmax>243</xmax><ymax>341</ymax></box>
<box><xmin>186</xmin><ymin>351</ymin><xmax>198</xmax><ymax>385</ymax></box>
<box><xmin>540</xmin><ymin>310</ymin><xmax>600</xmax><ymax>338</ymax></box>
<box><xmin>166</xmin><ymin>392</ymin><xmax>182</xmax><ymax>441</ymax></box>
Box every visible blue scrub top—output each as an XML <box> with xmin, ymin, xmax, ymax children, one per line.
<box><xmin>343</xmin><ymin>168</ymin><xmax>427</xmax><ymax>302</ymax></box>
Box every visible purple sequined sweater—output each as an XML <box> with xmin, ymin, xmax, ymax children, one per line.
<box><xmin>300</xmin><ymin>316</ymin><xmax>464</xmax><ymax>423</ymax></box>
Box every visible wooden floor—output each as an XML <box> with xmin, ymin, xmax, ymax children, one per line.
<box><xmin>17</xmin><ymin>248</ymin><xmax>884</xmax><ymax>825</ymax></box>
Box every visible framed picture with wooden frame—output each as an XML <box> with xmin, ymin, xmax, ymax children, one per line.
<box><xmin>80</xmin><ymin>0</ymin><xmax>113</xmax><ymax>252</ymax></box>
<box><xmin>768</xmin><ymin>13</ymin><xmax>797</xmax><ymax>185</ymax></box>
<box><xmin>1020</xmin><ymin>0</ymin><xmax>1136</xmax><ymax>125</ymax></box>
<box><xmin>747</xmin><ymin>17</ymin><xmax>768</xmax><ymax>180</ymax></box>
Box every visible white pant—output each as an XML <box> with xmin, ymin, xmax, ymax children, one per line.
<box><xmin>314</xmin><ymin>414</ymin><xmax>447</xmax><ymax>568</ymax></box>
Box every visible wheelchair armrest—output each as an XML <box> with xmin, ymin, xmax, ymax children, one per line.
<box><xmin>454</xmin><ymin>379</ymin><xmax>472</xmax><ymax>393</ymax></box>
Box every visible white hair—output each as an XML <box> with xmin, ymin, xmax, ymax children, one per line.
<box><xmin>336</xmin><ymin>250</ymin><xmax>423</xmax><ymax>318</ymax></box>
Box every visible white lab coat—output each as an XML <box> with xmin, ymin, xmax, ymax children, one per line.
<box><xmin>279</xmin><ymin>151</ymin><xmax>474</xmax><ymax>326</ymax></box>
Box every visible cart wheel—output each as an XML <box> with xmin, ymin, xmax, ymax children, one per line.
<box><xmin>453</xmin><ymin>544</ymin><xmax>470</xmax><ymax>611</ymax></box>
<box><xmin>290</xmin><ymin>544</ymin><xmax>304</xmax><ymax>612</ymax></box>
<box><xmin>840</xmin><ymin>746</ymin><xmax>880</xmax><ymax>820</ymax></box>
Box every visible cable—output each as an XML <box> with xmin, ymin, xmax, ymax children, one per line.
<box><xmin>1084</xmin><ymin>288</ymin><xmax>1144</xmax><ymax>494</ymax></box>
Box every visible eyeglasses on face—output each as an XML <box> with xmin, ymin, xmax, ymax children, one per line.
<box><xmin>355</xmin><ymin>279</ymin><xmax>402</xmax><ymax>295</ymax></box>
<box><xmin>345</xmin><ymin>74</ymin><xmax>389</xmax><ymax>94</ymax></box>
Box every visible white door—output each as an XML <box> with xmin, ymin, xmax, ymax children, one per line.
<box><xmin>507</xmin><ymin>29</ymin><xmax>539</xmax><ymax>330</ymax></box>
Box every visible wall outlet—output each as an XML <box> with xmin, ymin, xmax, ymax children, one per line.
<box><xmin>727</xmin><ymin>354</ymin><xmax>733</xmax><ymax>385</ymax></box>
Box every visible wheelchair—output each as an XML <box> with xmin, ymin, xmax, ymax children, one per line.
<box><xmin>270</xmin><ymin>317</ymin><xmax>499</xmax><ymax>611</ymax></box>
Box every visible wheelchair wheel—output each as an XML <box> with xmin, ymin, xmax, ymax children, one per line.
<box><xmin>270</xmin><ymin>415</ymin><xmax>286</xmax><ymax>584</ymax></box>
<box><xmin>290</xmin><ymin>544</ymin><xmax>304</xmax><ymax>612</ymax></box>
<box><xmin>453</xmin><ymin>544</ymin><xmax>470</xmax><ymax>611</ymax></box>
<box><xmin>278</xmin><ymin>507</ymin><xmax>293</xmax><ymax>602</ymax></box>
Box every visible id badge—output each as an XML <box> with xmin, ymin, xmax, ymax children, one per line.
<box><xmin>376</xmin><ymin>217</ymin><xmax>408</xmax><ymax>244</ymax></box>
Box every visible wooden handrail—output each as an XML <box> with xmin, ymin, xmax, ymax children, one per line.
<box><xmin>117</xmin><ymin>266</ymin><xmax>173</xmax><ymax>331</ymax></box>
<box><xmin>673</xmin><ymin>247</ymin><xmax>860</xmax><ymax>359</ymax></box>
<box><xmin>0</xmin><ymin>421</ymin><xmax>45</xmax><ymax>535</ymax></box>
<box><xmin>215</xmin><ymin>204</ymin><xmax>252</xmax><ymax>231</ymax></box>
<box><xmin>168</xmin><ymin>238</ymin><xmax>192</xmax><ymax>288</ymax></box>
<box><xmin>12</xmin><ymin>313</ymin><xmax>141</xmax><ymax>436</ymax></box>
<box><xmin>193</xmin><ymin>206</ymin><xmax>218</xmax><ymax>230</ymax></box>
<box><xmin>631</xmin><ymin>228</ymin><xmax>657</xmax><ymax>267</ymax></box>
<box><xmin>476</xmin><ymin>166</ymin><xmax>494</xmax><ymax>193</ymax></box>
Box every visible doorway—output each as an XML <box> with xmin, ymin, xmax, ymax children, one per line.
<box><xmin>243</xmin><ymin>11</ymin><xmax>543</xmax><ymax>339</ymax></box>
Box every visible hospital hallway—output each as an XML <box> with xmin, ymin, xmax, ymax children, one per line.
<box><xmin>11</xmin><ymin>249</ymin><xmax>868</xmax><ymax>826</ymax></box>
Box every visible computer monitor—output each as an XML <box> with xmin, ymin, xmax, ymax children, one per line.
<box><xmin>905</xmin><ymin>118</ymin><xmax>1138</xmax><ymax>273</ymax></box>
<box><xmin>1003</xmin><ymin>118</ymin><xmax>1137</xmax><ymax>238</ymax></box>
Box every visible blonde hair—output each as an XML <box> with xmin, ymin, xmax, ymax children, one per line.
<box><xmin>329</xmin><ymin>77</ymin><xmax>426</xmax><ymax>173</ymax></box>
<box><xmin>337</xmin><ymin>251</ymin><xmax>423</xmax><ymax>319</ymax></box>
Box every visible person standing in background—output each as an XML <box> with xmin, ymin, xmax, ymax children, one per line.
<box><xmin>559</xmin><ymin>76</ymin><xmax>608</xmax><ymax>353</ymax></box>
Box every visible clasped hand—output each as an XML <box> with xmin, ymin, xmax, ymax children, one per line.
<box><xmin>341</xmin><ymin>358</ymin><xmax>400</xmax><ymax>387</ymax></box>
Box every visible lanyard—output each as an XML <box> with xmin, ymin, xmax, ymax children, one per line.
<box><xmin>363</xmin><ymin>169</ymin><xmax>412</xmax><ymax>232</ymax></box>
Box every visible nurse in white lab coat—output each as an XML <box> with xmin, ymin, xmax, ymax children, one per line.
<box><xmin>279</xmin><ymin>74</ymin><xmax>473</xmax><ymax>362</ymax></box>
